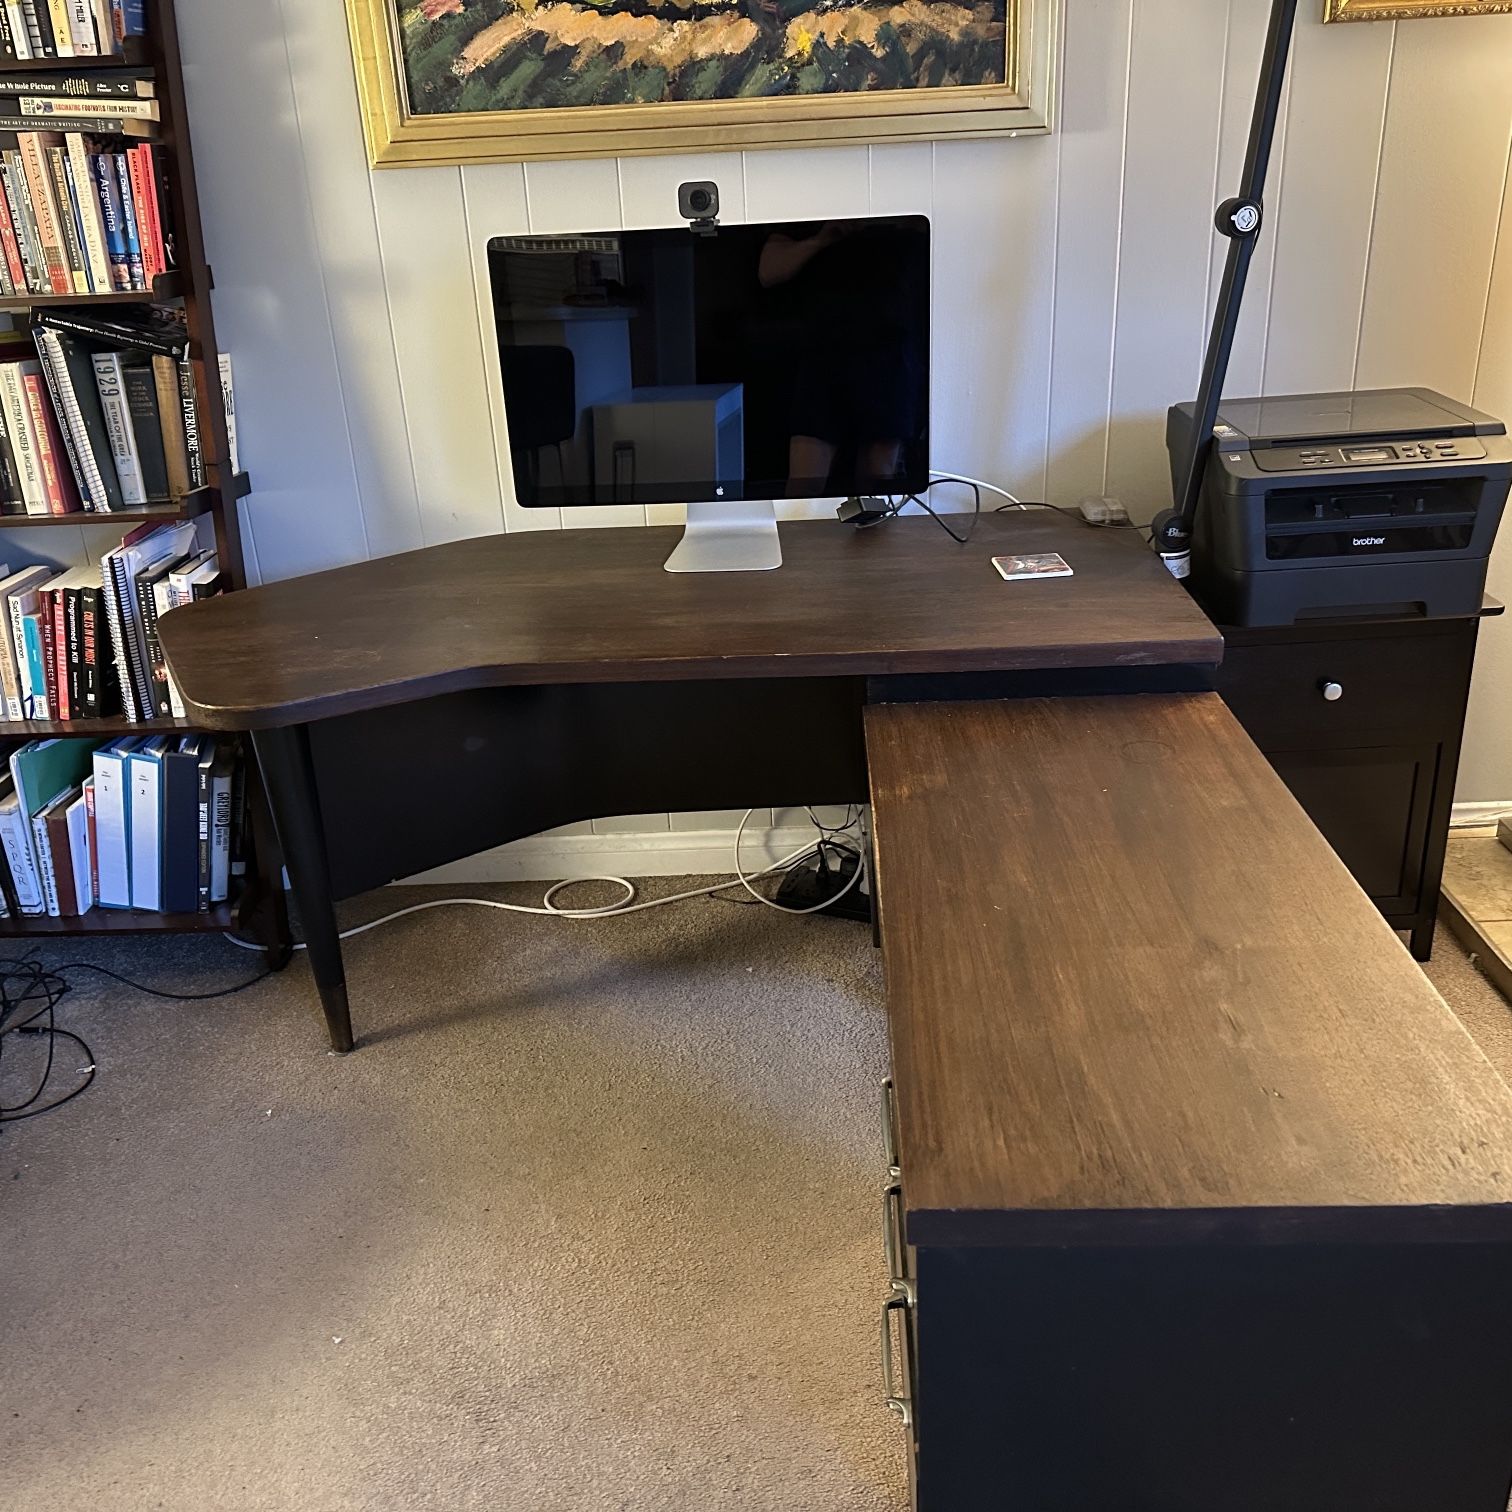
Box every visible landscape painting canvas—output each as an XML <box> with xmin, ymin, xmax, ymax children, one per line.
<box><xmin>347</xmin><ymin>0</ymin><xmax>1058</xmax><ymax>165</ymax></box>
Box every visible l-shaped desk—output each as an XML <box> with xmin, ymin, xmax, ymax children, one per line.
<box><xmin>159</xmin><ymin>512</ymin><xmax>1512</xmax><ymax>1511</ymax></box>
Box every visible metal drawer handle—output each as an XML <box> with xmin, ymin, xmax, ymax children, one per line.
<box><xmin>883</xmin><ymin>1181</ymin><xmax>907</xmax><ymax>1284</ymax></box>
<box><xmin>881</xmin><ymin>1281</ymin><xmax>916</xmax><ymax>1429</ymax></box>
<box><xmin>1319</xmin><ymin>680</ymin><xmax>1343</xmax><ymax>702</ymax></box>
<box><xmin>881</xmin><ymin>1078</ymin><xmax>901</xmax><ymax>1180</ymax></box>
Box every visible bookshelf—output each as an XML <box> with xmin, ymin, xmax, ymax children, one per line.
<box><xmin>0</xmin><ymin>0</ymin><xmax>287</xmax><ymax>955</ymax></box>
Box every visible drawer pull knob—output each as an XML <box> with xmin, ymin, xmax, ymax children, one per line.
<box><xmin>1320</xmin><ymin>680</ymin><xmax>1344</xmax><ymax>702</ymax></box>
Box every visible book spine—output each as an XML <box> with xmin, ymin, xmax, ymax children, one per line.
<box><xmin>39</xmin><ymin>307</ymin><xmax>188</xmax><ymax>358</ymax></box>
<box><xmin>119</xmin><ymin>0</ymin><xmax>139</xmax><ymax>37</ymax></box>
<box><xmin>0</xmin><ymin>403</ymin><xmax>21</xmax><ymax>514</ymax></box>
<box><xmin>18</xmin><ymin>95</ymin><xmax>157</xmax><ymax>119</ymax></box>
<box><xmin>0</xmin><ymin>801</ymin><xmax>39</xmax><ymax>912</ymax></box>
<box><xmin>112</xmin><ymin>150</ymin><xmax>142</xmax><ymax>288</ymax></box>
<box><xmin>103</xmin><ymin>554</ymin><xmax>137</xmax><ymax>722</ymax></box>
<box><xmin>0</xmin><ymin>597</ymin><xmax>20</xmax><ymax>721</ymax></box>
<box><xmin>0</xmin><ymin>171</ymin><xmax>25</xmax><ymax>292</ymax></box>
<box><xmin>91</xmin><ymin>148</ymin><xmax>127</xmax><ymax>289</ymax></box>
<box><xmin>31</xmin><ymin>809</ymin><xmax>58</xmax><ymax>916</ymax></box>
<box><xmin>92</xmin><ymin>352</ymin><xmax>144</xmax><ymax>505</ymax></box>
<box><xmin>128</xmin><ymin>750</ymin><xmax>159</xmax><ymax>910</ymax></box>
<box><xmin>177</xmin><ymin>358</ymin><xmax>203</xmax><ymax>488</ymax></box>
<box><xmin>219</xmin><ymin>354</ymin><xmax>238</xmax><ymax>474</ymax></box>
<box><xmin>152</xmin><ymin>354</ymin><xmax>188</xmax><ymax>497</ymax></box>
<box><xmin>20</xmin><ymin>610</ymin><xmax>44</xmax><ymax>718</ymax></box>
<box><xmin>135</xmin><ymin>570</ymin><xmax>165</xmax><ymax>716</ymax></box>
<box><xmin>44</xmin><ymin>144</ymin><xmax>85</xmax><ymax>293</ymax></box>
<box><xmin>2</xmin><ymin>4</ymin><xmax>27</xmax><ymax>58</ymax></box>
<box><xmin>2</xmin><ymin>153</ymin><xmax>41</xmax><ymax>292</ymax></box>
<box><xmin>0</xmin><ymin>5</ymin><xmax>15</xmax><ymax>60</ymax></box>
<box><xmin>45</xmin><ymin>801</ymin><xmax>74</xmax><ymax>915</ymax></box>
<box><xmin>83</xmin><ymin>776</ymin><xmax>97</xmax><ymax>903</ymax></box>
<box><xmin>21</xmin><ymin>369</ymin><xmax>66</xmax><ymax>515</ymax></box>
<box><xmin>63</xmin><ymin>0</ymin><xmax>94</xmax><ymax>54</ymax></box>
<box><xmin>17</xmin><ymin>132</ymin><xmax>66</xmax><ymax>292</ymax></box>
<box><xmin>93</xmin><ymin>748</ymin><xmax>129</xmax><ymax>906</ymax></box>
<box><xmin>0</xmin><ymin>363</ymin><xmax>43</xmax><ymax>514</ymax></box>
<box><xmin>48</xmin><ymin>585</ymin><xmax>66</xmax><ymax>719</ymax></box>
<box><xmin>127</xmin><ymin>140</ymin><xmax>159</xmax><ymax>281</ymax></box>
<box><xmin>24</xmin><ymin>0</ymin><xmax>56</xmax><ymax>59</ymax></box>
<box><xmin>64</xmin><ymin>134</ymin><xmax>108</xmax><ymax>293</ymax></box>
<box><xmin>64</xmin><ymin>582</ymin><xmax>81</xmax><ymax>715</ymax></box>
<box><xmin>59</xmin><ymin>145</ymin><xmax>99</xmax><ymax>293</ymax></box>
<box><xmin>7</xmin><ymin>588</ymin><xmax>29</xmax><ymax>716</ymax></box>
<box><xmin>0</xmin><ymin>71</ymin><xmax>150</xmax><ymax>97</ymax></box>
<box><xmin>0</xmin><ymin>110</ymin><xmax>147</xmax><ymax>134</ymax></box>
<box><xmin>196</xmin><ymin>753</ymin><xmax>210</xmax><ymax>909</ymax></box>
<box><xmin>35</xmin><ymin>329</ymin><xmax>105</xmax><ymax>510</ymax></box>
<box><xmin>79</xmin><ymin>581</ymin><xmax>104</xmax><ymax>716</ymax></box>
<box><xmin>43</xmin><ymin>0</ymin><xmax>71</xmax><ymax>56</ymax></box>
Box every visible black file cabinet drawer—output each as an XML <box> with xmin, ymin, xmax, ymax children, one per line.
<box><xmin>1215</xmin><ymin>614</ymin><xmax>1483</xmax><ymax>960</ymax></box>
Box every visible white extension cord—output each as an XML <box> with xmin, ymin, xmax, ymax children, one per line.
<box><xmin>930</xmin><ymin>468</ymin><xmax>1023</xmax><ymax>507</ymax></box>
<box><xmin>225</xmin><ymin>807</ymin><xmax>865</xmax><ymax>954</ymax></box>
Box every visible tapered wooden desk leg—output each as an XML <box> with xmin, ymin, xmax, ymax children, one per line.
<box><xmin>251</xmin><ymin>724</ymin><xmax>355</xmax><ymax>1054</ymax></box>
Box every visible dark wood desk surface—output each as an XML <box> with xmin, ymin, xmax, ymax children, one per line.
<box><xmin>159</xmin><ymin>513</ymin><xmax>1221</xmax><ymax>730</ymax></box>
<box><xmin>867</xmin><ymin>692</ymin><xmax>1512</xmax><ymax>1248</ymax></box>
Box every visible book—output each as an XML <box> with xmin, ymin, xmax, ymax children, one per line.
<box><xmin>78</xmin><ymin>579</ymin><xmax>114</xmax><ymax>717</ymax></box>
<box><xmin>19</xmin><ymin>94</ymin><xmax>157</xmax><ymax>121</ymax></box>
<box><xmin>0</xmin><ymin>180</ymin><xmax>19</xmax><ymax>293</ymax></box>
<box><xmin>151</xmin><ymin>352</ymin><xmax>188</xmax><ymax>496</ymax></box>
<box><xmin>0</xmin><ymin>6</ymin><xmax>19</xmax><ymax>61</ymax></box>
<box><xmin>53</xmin><ymin>0</ymin><xmax>97</xmax><ymax>58</ymax></box>
<box><xmin>0</xmin><ymin>783</ymin><xmax>38</xmax><ymax>911</ymax></box>
<box><xmin>177</xmin><ymin>357</ymin><xmax>202</xmax><ymax>487</ymax></box>
<box><xmin>112</xmin><ymin>149</ymin><xmax>143</xmax><ymax>287</ymax></box>
<box><xmin>103</xmin><ymin>518</ymin><xmax>193</xmax><ymax>720</ymax></box>
<box><xmin>121</xmin><ymin>357</ymin><xmax>166</xmax><ymax>498</ymax></box>
<box><xmin>0</xmin><ymin>563</ymin><xmax>53</xmax><ymax>718</ymax></box>
<box><xmin>127</xmin><ymin>139</ymin><xmax>159</xmax><ymax>279</ymax></box>
<box><xmin>16</xmin><ymin>130</ymin><xmax>67</xmax><ymax>292</ymax></box>
<box><xmin>63</xmin><ymin>132</ymin><xmax>108</xmax><ymax>292</ymax></box>
<box><xmin>34</xmin><ymin>326</ymin><xmax>122</xmax><ymax>510</ymax></box>
<box><xmin>43</xmin><ymin>0</ymin><xmax>72</xmax><ymax>57</ymax></box>
<box><xmin>10</xmin><ymin>737</ymin><xmax>100</xmax><ymax>907</ymax></box>
<box><xmin>41</xmin><ymin>784</ymin><xmax>78</xmax><ymax>915</ymax></box>
<box><xmin>126</xmin><ymin>733</ymin><xmax>165</xmax><ymax>908</ymax></box>
<box><xmin>0</xmin><ymin>110</ymin><xmax>153</xmax><ymax>136</ymax></box>
<box><xmin>92</xmin><ymin>350</ymin><xmax>145</xmax><ymax>504</ymax></box>
<box><xmin>37</xmin><ymin>306</ymin><xmax>189</xmax><ymax>358</ymax></box>
<box><xmin>118</xmin><ymin>0</ymin><xmax>141</xmax><ymax>39</ymax></box>
<box><xmin>160</xmin><ymin>734</ymin><xmax>197</xmax><ymax>913</ymax></box>
<box><xmin>0</xmin><ymin>396</ymin><xmax>21</xmax><ymax>513</ymax></box>
<box><xmin>219</xmin><ymin>354</ymin><xmax>238</xmax><ymax>474</ymax></box>
<box><xmin>25</xmin><ymin>0</ymin><xmax>57</xmax><ymax>59</ymax></box>
<box><xmin>135</xmin><ymin>550</ymin><xmax>178</xmax><ymax>716</ymax></box>
<box><xmin>82</xmin><ymin>770</ymin><xmax>96</xmax><ymax>899</ymax></box>
<box><xmin>0</xmin><ymin>774</ymin><xmax>20</xmax><ymax>917</ymax></box>
<box><xmin>0</xmin><ymin>70</ymin><xmax>152</xmax><ymax>97</ymax></box>
<box><xmin>1</xmin><ymin>153</ymin><xmax>43</xmax><ymax>293</ymax></box>
<box><xmin>91</xmin><ymin>735</ymin><xmax>135</xmax><ymax>906</ymax></box>
<box><xmin>65</xmin><ymin>786</ymin><xmax>90</xmax><ymax>912</ymax></box>
<box><xmin>19</xmin><ymin>607</ymin><xmax>45</xmax><ymax>718</ymax></box>
<box><xmin>0</xmin><ymin>359</ymin><xmax>46</xmax><ymax>515</ymax></box>
<box><xmin>44</xmin><ymin>142</ymin><xmax>85</xmax><ymax>293</ymax></box>
<box><xmin>21</xmin><ymin>362</ymin><xmax>77</xmax><ymax>513</ymax></box>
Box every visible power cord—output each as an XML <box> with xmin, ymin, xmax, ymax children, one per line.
<box><xmin>224</xmin><ymin>807</ymin><xmax>869</xmax><ymax>954</ymax></box>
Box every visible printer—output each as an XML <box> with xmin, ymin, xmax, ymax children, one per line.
<box><xmin>1166</xmin><ymin>387</ymin><xmax>1510</xmax><ymax>626</ymax></box>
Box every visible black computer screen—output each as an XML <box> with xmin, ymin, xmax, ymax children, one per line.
<box><xmin>488</xmin><ymin>216</ymin><xmax>930</xmax><ymax>509</ymax></box>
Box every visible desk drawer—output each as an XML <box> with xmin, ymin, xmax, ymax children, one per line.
<box><xmin>1218</xmin><ymin>633</ymin><xmax>1459</xmax><ymax>746</ymax></box>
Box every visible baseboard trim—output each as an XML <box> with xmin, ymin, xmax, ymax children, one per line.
<box><xmin>1451</xmin><ymin>801</ymin><xmax>1512</xmax><ymax>831</ymax></box>
<box><xmin>404</xmin><ymin>825</ymin><xmax>821</xmax><ymax>885</ymax></box>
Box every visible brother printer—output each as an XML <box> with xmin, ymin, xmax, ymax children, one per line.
<box><xmin>1166</xmin><ymin>387</ymin><xmax>1510</xmax><ymax>627</ymax></box>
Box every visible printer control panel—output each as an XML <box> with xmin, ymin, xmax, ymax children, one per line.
<box><xmin>1253</xmin><ymin>437</ymin><xmax>1488</xmax><ymax>472</ymax></box>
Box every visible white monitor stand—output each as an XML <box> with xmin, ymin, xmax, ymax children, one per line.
<box><xmin>664</xmin><ymin>500</ymin><xmax>782</xmax><ymax>573</ymax></box>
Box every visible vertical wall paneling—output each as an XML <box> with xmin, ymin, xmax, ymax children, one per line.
<box><xmin>1104</xmin><ymin>0</ymin><xmax>1232</xmax><ymax>514</ymax></box>
<box><xmin>1356</xmin><ymin>15</ymin><xmax>1512</xmax><ymax>400</ymax></box>
<box><xmin>372</xmin><ymin>168</ymin><xmax>507</xmax><ymax>547</ymax></box>
<box><xmin>177</xmin><ymin>0</ymin><xmax>374</xmax><ymax>582</ymax></box>
<box><xmin>930</xmin><ymin>135</ymin><xmax>1059</xmax><ymax>506</ymax></box>
<box><xmin>1044</xmin><ymin>0</ymin><xmax>1132</xmax><ymax>506</ymax></box>
<box><xmin>1261</xmin><ymin>18</ymin><xmax>1394</xmax><ymax>395</ymax></box>
<box><xmin>460</xmin><ymin>162</ymin><xmax>556</xmax><ymax>534</ymax></box>
<box><xmin>523</xmin><ymin>158</ymin><xmax>643</xmax><ymax>529</ymax></box>
<box><xmin>275</xmin><ymin>0</ymin><xmax>425</xmax><ymax>564</ymax></box>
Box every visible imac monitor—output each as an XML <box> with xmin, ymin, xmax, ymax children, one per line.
<box><xmin>487</xmin><ymin>215</ymin><xmax>930</xmax><ymax>572</ymax></box>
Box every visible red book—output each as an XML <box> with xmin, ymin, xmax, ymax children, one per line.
<box><xmin>128</xmin><ymin>145</ymin><xmax>162</xmax><ymax>283</ymax></box>
<box><xmin>0</xmin><ymin>186</ymin><xmax>24</xmax><ymax>294</ymax></box>
<box><xmin>49</xmin><ymin>586</ymin><xmax>69</xmax><ymax>722</ymax></box>
<box><xmin>40</xmin><ymin>588</ymin><xmax>58</xmax><ymax>721</ymax></box>
<box><xmin>21</xmin><ymin>369</ymin><xmax>76</xmax><ymax>515</ymax></box>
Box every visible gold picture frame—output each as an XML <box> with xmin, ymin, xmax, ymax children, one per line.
<box><xmin>346</xmin><ymin>0</ymin><xmax>1059</xmax><ymax>168</ymax></box>
<box><xmin>1325</xmin><ymin>0</ymin><xmax>1512</xmax><ymax>19</ymax></box>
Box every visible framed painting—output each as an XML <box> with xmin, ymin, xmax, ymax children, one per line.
<box><xmin>346</xmin><ymin>0</ymin><xmax>1059</xmax><ymax>166</ymax></box>
<box><xmin>1324</xmin><ymin>0</ymin><xmax>1512</xmax><ymax>18</ymax></box>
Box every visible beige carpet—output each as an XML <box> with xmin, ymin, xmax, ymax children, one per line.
<box><xmin>3</xmin><ymin>884</ymin><xmax>1510</xmax><ymax>1511</ymax></box>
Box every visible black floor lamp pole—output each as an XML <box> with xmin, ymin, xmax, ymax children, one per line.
<box><xmin>1156</xmin><ymin>0</ymin><xmax>1301</xmax><ymax>560</ymax></box>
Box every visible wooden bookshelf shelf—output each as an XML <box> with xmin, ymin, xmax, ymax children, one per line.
<box><xmin>0</xmin><ymin>715</ymin><xmax>192</xmax><ymax>738</ymax></box>
<box><xmin>0</xmin><ymin>495</ymin><xmax>212</xmax><ymax>528</ymax></box>
<box><xmin>0</xmin><ymin>43</ymin><xmax>151</xmax><ymax>71</ymax></box>
<box><xmin>0</xmin><ymin>274</ymin><xmax>183</xmax><ymax>311</ymax></box>
<box><xmin>0</xmin><ymin>893</ymin><xmax>244</xmax><ymax>938</ymax></box>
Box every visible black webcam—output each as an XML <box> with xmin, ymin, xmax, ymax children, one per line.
<box><xmin>678</xmin><ymin>180</ymin><xmax>719</xmax><ymax>234</ymax></box>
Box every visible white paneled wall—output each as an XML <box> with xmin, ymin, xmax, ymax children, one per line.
<box><xmin>88</xmin><ymin>3</ymin><xmax>1512</xmax><ymax>868</ymax></box>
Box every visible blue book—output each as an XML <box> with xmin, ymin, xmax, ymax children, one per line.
<box><xmin>113</xmin><ymin>153</ymin><xmax>144</xmax><ymax>290</ymax></box>
<box><xmin>121</xmin><ymin>0</ymin><xmax>145</xmax><ymax>38</ymax></box>
<box><xmin>92</xmin><ymin>153</ymin><xmax>129</xmax><ymax>291</ymax></box>
<box><xmin>21</xmin><ymin>612</ymin><xmax>45</xmax><ymax>719</ymax></box>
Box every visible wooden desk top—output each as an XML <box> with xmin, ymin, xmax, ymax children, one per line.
<box><xmin>159</xmin><ymin>514</ymin><xmax>1221</xmax><ymax>730</ymax></box>
<box><xmin>867</xmin><ymin>693</ymin><xmax>1512</xmax><ymax>1248</ymax></box>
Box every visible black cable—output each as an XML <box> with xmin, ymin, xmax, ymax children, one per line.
<box><xmin>0</xmin><ymin>951</ymin><xmax>273</xmax><ymax>1127</ymax></box>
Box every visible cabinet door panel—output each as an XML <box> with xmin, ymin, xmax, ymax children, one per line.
<box><xmin>1267</xmin><ymin>743</ymin><xmax>1438</xmax><ymax>913</ymax></box>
